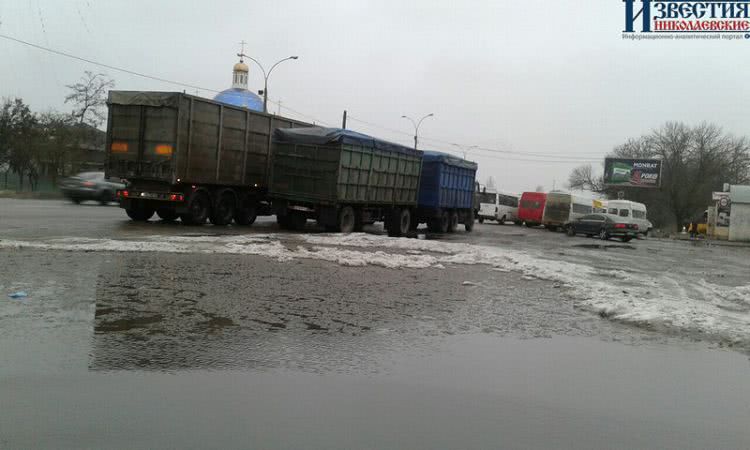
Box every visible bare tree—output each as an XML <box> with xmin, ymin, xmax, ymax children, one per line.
<box><xmin>578</xmin><ymin>121</ymin><xmax>750</xmax><ymax>230</ymax></box>
<box><xmin>64</xmin><ymin>71</ymin><xmax>114</xmax><ymax>127</ymax></box>
<box><xmin>535</xmin><ymin>185</ymin><xmax>544</xmax><ymax>192</ymax></box>
<box><xmin>567</xmin><ymin>164</ymin><xmax>604</xmax><ymax>192</ymax></box>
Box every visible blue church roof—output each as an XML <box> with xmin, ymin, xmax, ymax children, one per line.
<box><xmin>213</xmin><ymin>88</ymin><xmax>264</xmax><ymax>112</ymax></box>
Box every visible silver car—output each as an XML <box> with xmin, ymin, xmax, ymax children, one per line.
<box><xmin>59</xmin><ymin>172</ymin><xmax>125</xmax><ymax>205</ymax></box>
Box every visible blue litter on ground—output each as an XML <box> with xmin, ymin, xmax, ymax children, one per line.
<box><xmin>8</xmin><ymin>291</ymin><xmax>28</xmax><ymax>299</ymax></box>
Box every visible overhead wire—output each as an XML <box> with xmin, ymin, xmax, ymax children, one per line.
<box><xmin>2</xmin><ymin>32</ymin><xmax>603</xmax><ymax>163</ymax></box>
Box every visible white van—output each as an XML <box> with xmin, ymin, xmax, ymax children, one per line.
<box><xmin>606</xmin><ymin>200</ymin><xmax>652</xmax><ymax>235</ymax></box>
<box><xmin>496</xmin><ymin>190</ymin><xmax>520</xmax><ymax>224</ymax></box>
<box><xmin>476</xmin><ymin>190</ymin><xmax>520</xmax><ymax>224</ymax></box>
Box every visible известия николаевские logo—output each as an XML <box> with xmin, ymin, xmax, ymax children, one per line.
<box><xmin>623</xmin><ymin>0</ymin><xmax>750</xmax><ymax>40</ymax></box>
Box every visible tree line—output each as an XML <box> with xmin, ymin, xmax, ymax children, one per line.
<box><xmin>568</xmin><ymin>122</ymin><xmax>750</xmax><ymax>230</ymax></box>
<box><xmin>0</xmin><ymin>71</ymin><xmax>114</xmax><ymax>191</ymax></box>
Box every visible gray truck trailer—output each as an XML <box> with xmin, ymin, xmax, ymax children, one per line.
<box><xmin>105</xmin><ymin>91</ymin><xmax>310</xmax><ymax>225</ymax></box>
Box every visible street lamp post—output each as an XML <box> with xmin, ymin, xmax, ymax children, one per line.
<box><xmin>452</xmin><ymin>143</ymin><xmax>478</xmax><ymax>159</ymax></box>
<box><xmin>243</xmin><ymin>55</ymin><xmax>299</xmax><ymax>114</ymax></box>
<box><xmin>401</xmin><ymin>113</ymin><xmax>434</xmax><ymax>150</ymax></box>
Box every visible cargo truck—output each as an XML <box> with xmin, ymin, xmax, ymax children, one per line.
<box><xmin>413</xmin><ymin>151</ymin><xmax>476</xmax><ymax>233</ymax></box>
<box><xmin>269</xmin><ymin>127</ymin><xmax>422</xmax><ymax>236</ymax></box>
<box><xmin>105</xmin><ymin>91</ymin><xmax>310</xmax><ymax>225</ymax></box>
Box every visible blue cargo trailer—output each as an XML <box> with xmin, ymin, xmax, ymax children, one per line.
<box><xmin>414</xmin><ymin>151</ymin><xmax>477</xmax><ymax>233</ymax></box>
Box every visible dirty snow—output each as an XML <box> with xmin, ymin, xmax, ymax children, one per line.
<box><xmin>2</xmin><ymin>232</ymin><xmax>749</xmax><ymax>347</ymax></box>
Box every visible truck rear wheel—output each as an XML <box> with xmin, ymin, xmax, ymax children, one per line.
<box><xmin>181</xmin><ymin>191</ymin><xmax>210</xmax><ymax>225</ymax></box>
<box><xmin>156</xmin><ymin>207</ymin><xmax>179</xmax><ymax>222</ymax></box>
<box><xmin>288</xmin><ymin>210</ymin><xmax>307</xmax><ymax>230</ymax></box>
<box><xmin>464</xmin><ymin>211</ymin><xmax>474</xmax><ymax>232</ymax></box>
<box><xmin>338</xmin><ymin>206</ymin><xmax>356</xmax><ymax>233</ymax></box>
<box><xmin>126</xmin><ymin>205</ymin><xmax>154</xmax><ymax>222</ymax></box>
<box><xmin>234</xmin><ymin>196</ymin><xmax>257</xmax><ymax>226</ymax></box>
<box><xmin>210</xmin><ymin>190</ymin><xmax>236</xmax><ymax>226</ymax></box>
<box><xmin>387</xmin><ymin>208</ymin><xmax>411</xmax><ymax>237</ymax></box>
<box><xmin>448</xmin><ymin>211</ymin><xmax>459</xmax><ymax>233</ymax></box>
<box><xmin>439</xmin><ymin>211</ymin><xmax>450</xmax><ymax>233</ymax></box>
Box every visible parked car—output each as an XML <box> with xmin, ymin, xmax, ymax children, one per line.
<box><xmin>59</xmin><ymin>172</ymin><xmax>125</xmax><ymax>205</ymax></box>
<box><xmin>566</xmin><ymin>213</ymin><xmax>638</xmax><ymax>242</ymax></box>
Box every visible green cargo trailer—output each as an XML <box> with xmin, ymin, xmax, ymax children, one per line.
<box><xmin>269</xmin><ymin>127</ymin><xmax>423</xmax><ymax>236</ymax></box>
<box><xmin>105</xmin><ymin>91</ymin><xmax>310</xmax><ymax>225</ymax></box>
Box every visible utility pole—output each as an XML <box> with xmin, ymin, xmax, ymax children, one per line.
<box><xmin>342</xmin><ymin>110</ymin><xmax>347</xmax><ymax>129</ymax></box>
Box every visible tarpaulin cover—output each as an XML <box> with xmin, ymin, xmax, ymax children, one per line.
<box><xmin>422</xmin><ymin>151</ymin><xmax>478</xmax><ymax>171</ymax></box>
<box><xmin>274</xmin><ymin>127</ymin><xmax>422</xmax><ymax>158</ymax></box>
<box><xmin>108</xmin><ymin>91</ymin><xmax>182</xmax><ymax>108</ymax></box>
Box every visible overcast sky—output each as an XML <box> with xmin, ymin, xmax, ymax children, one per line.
<box><xmin>1</xmin><ymin>0</ymin><xmax>748</xmax><ymax>192</ymax></box>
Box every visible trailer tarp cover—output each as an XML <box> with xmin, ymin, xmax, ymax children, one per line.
<box><xmin>274</xmin><ymin>127</ymin><xmax>422</xmax><ymax>157</ymax></box>
<box><xmin>108</xmin><ymin>91</ymin><xmax>181</xmax><ymax>108</ymax></box>
<box><xmin>422</xmin><ymin>151</ymin><xmax>477</xmax><ymax>171</ymax></box>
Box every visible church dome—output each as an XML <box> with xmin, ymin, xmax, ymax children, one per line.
<box><xmin>214</xmin><ymin>88</ymin><xmax>263</xmax><ymax>111</ymax></box>
<box><xmin>214</xmin><ymin>54</ymin><xmax>263</xmax><ymax>112</ymax></box>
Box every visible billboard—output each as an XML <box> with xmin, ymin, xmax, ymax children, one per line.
<box><xmin>603</xmin><ymin>158</ymin><xmax>662</xmax><ymax>188</ymax></box>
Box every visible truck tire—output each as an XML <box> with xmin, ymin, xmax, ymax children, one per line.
<box><xmin>288</xmin><ymin>210</ymin><xmax>307</xmax><ymax>230</ymax></box>
<box><xmin>210</xmin><ymin>190</ymin><xmax>236</xmax><ymax>226</ymax></box>
<box><xmin>126</xmin><ymin>206</ymin><xmax>154</xmax><ymax>222</ymax></box>
<box><xmin>448</xmin><ymin>211</ymin><xmax>459</xmax><ymax>233</ymax></box>
<box><xmin>278</xmin><ymin>215</ymin><xmax>292</xmax><ymax>230</ymax></box>
<box><xmin>156</xmin><ymin>207</ymin><xmax>179</xmax><ymax>222</ymax></box>
<box><xmin>338</xmin><ymin>206</ymin><xmax>356</xmax><ymax>233</ymax></box>
<box><xmin>354</xmin><ymin>211</ymin><xmax>365</xmax><ymax>232</ymax></box>
<box><xmin>439</xmin><ymin>211</ymin><xmax>450</xmax><ymax>233</ymax></box>
<box><xmin>234</xmin><ymin>196</ymin><xmax>258</xmax><ymax>226</ymax></box>
<box><xmin>427</xmin><ymin>218</ymin><xmax>441</xmax><ymax>233</ymax></box>
<box><xmin>387</xmin><ymin>208</ymin><xmax>411</xmax><ymax>237</ymax></box>
<box><xmin>464</xmin><ymin>211</ymin><xmax>474</xmax><ymax>232</ymax></box>
<box><xmin>181</xmin><ymin>191</ymin><xmax>210</xmax><ymax>225</ymax></box>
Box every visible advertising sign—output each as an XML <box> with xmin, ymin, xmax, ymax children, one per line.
<box><xmin>603</xmin><ymin>158</ymin><xmax>662</xmax><ymax>188</ymax></box>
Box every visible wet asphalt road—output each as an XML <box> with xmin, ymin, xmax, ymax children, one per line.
<box><xmin>1</xmin><ymin>198</ymin><xmax>750</xmax><ymax>449</ymax></box>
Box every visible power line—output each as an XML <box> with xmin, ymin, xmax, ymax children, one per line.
<box><xmin>1</xmin><ymin>33</ymin><xmax>603</xmax><ymax>163</ymax></box>
<box><xmin>0</xmin><ymin>33</ymin><xmax>335</xmax><ymax>125</ymax></box>
<box><xmin>0</xmin><ymin>33</ymin><xmax>221</xmax><ymax>93</ymax></box>
<box><xmin>349</xmin><ymin>114</ymin><xmax>604</xmax><ymax>162</ymax></box>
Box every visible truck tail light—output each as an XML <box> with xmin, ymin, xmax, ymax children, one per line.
<box><xmin>155</xmin><ymin>144</ymin><xmax>173</xmax><ymax>156</ymax></box>
<box><xmin>111</xmin><ymin>142</ymin><xmax>128</xmax><ymax>153</ymax></box>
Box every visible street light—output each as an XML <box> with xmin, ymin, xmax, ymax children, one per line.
<box><xmin>452</xmin><ymin>143</ymin><xmax>478</xmax><ymax>159</ymax></box>
<box><xmin>243</xmin><ymin>55</ymin><xmax>299</xmax><ymax>114</ymax></box>
<box><xmin>401</xmin><ymin>113</ymin><xmax>434</xmax><ymax>150</ymax></box>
